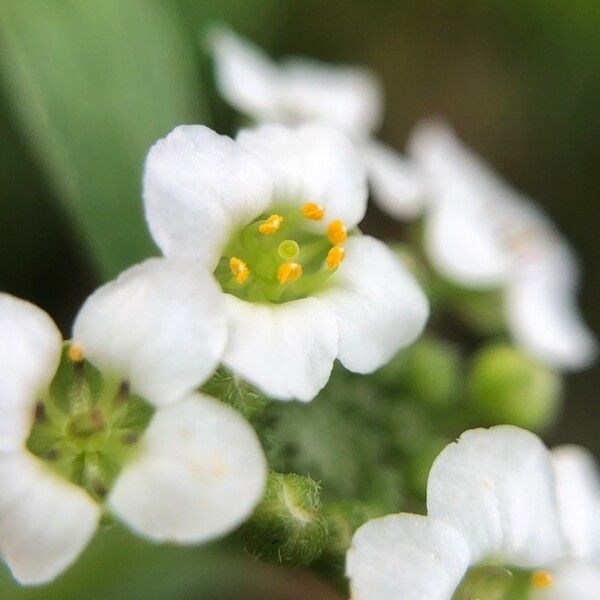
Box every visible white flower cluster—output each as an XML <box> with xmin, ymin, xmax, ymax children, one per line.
<box><xmin>1</xmin><ymin>24</ymin><xmax>597</xmax><ymax>598</ymax></box>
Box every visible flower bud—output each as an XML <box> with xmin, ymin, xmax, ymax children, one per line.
<box><xmin>374</xmin><ymin>337</ymin><xmax>462</xmax><ymax>408</ymax></box>
<box><xmin>467</xmin><ymin>343</ymin><xmax>562</xmax><ymax>431</ymax></box>
<box><xmin>240</xmin><ymin>471</ymin><xmax>328</xmax><ymax>566</ymax></box>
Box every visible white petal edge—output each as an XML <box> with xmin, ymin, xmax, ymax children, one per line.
<box><xmin>320</xmin><ymin>235</ymin><xmax>429</xmax><ymax>374</ymax></box>
<box><xmin>424</xmin><ymin>204</ymin><xmax>510</xmax><ymax>287</ymax></box>
<box><xmin>222</xmin><ymin>294</ymin><xmax>338</xmax><ymax>402</ymax></box>
<box><xmin>279</xmin><ymin>57</ymin><xmax>383</xmax><ymax>139</ymax></box>
<box><xmin>73</xmin><ymin>258</ymin><xmax>227</xmax><ymax>407</ymax></box>
<box><xmin>207</xmin><ymin>26</ymin><xmax>282</xmax><ymax>121</ymax></box>
<box><xmin>505</xmin><ymin>277</ymin><xmax>597</xmax><ymax>371</ymax></box>
<box><xmin>236</xmin><ymin>123</ymin><xmax>368</xmax><ymax>230</ymax></box>
<box><xmin>551</xmin><ymin>445</ymin><xmax>600</xmax><ymax>559</ymax></box>
<box><xmin>427</xmin><ymin>425</ymin><xmax>566</xmax><ymax>567</ymax></box>
<box><xmin>143</xmin><ymin>124</ymin><xmax>273</xmax><ymax>269</ymax></box>
<box><xmin>363</xmin><ymin>141</ymin><xmax>426</xmax><ymax>220</ymax></box>
<box><xmin>0</xmin><ymin>294</ymin><xmax>62</xmax><ymax>452</ymax></box>
<box><xmin>0</xmin><ymin>452</ymin><xmax>100</xmax><ymax>585</ymax></box>
<box><xmin>346</xmin><ymin>513</ymin><xmax>470</xmax><ymax>600</ymax></box>
<box><xmin>109</xmin><ymin>394</ymin><xmax>267</xmax><ymax>543</ymax></box>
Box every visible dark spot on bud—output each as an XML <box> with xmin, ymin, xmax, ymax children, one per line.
<box><xmin>89</xmin><ymin>408</ymin><xmax>104</xmax><ymax>428</ymax></box>
<box><xmin>115</xmin><ymin>380</ymin><xmax>130</xmax><ymax>404</ymax></box>
<box><xmin>35</xmin><ymin>401</ymin><xmax>47</xmax><ymax>422</ymax></box>
<box><xmin>46</xmin><ymin>448</ymin><xmax>60</xmax><ymax>461</ymax></box>
<box><xmin>93</xmin><ymin>480</ymin><xmax>108</xmax><ymax>498</ymax></box>
<box><xmin>121</xmin><ymin>431</ymin><xmax>139</xmax><ymax>445</ymax></box>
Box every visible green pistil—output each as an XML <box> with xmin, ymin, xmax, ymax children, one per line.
<box><xmin>215</xmin><ymin>204</ymin><xmax>344</xmax><ymax>304</ymax></box>
<box><xmin>26</xmin><ymin>344</ymin><xmax>154</xmax><ymax>502</ymax></box>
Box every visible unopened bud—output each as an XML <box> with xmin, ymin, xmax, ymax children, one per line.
<box><xmin>240</xmin><ymin>471</ymin><xmax>328</xmax><ymax>566</ymax></box>
<box><xmin>467</xmin><ymin>343</ymin><xmax>562</xmax><ymax>431</ymax></box>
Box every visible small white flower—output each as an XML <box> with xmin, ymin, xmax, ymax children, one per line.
<box><xmin>347</xmin><ymin>425</ymin><xmax>600</xmax><ymax>600</ymax></box>
<box><xmin>207</xmin><ymin>26</ymin><xmax>425</xmax><ymax>219</ymax></box>
<box><xmin>0</xmin><ymin>258</ymin><xmax>267</xmax><ymax>585</ymax></box>
<box><xmin>408</xmin><ymin>120</ymin><xmax>597</xmax><ymax>370</ymax></box>
<box><xmin>143</xmin><ymin>122</ymin><xmax>429</xmax><ymax>402</ymax></box>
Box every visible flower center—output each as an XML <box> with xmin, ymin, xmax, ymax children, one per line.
<box><xmin>26</xmin><ymin>343</ymin><xmax>154</xmax><ymax>502</ymax></box>
<box><xmin>214</xmin><ymin>203</ymin><xmax>348</xmax><ymax>303</ymax></box>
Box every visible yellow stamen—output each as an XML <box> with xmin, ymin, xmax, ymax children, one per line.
<box><xmin>68</xmin><ymin>343</ymin><xmax>84</xmax><ymax>363</ymax></box>
<box><xmin>229</xmin><ymin>256</ymin><xmax>250</xmax><ymax>284</ymax></box>
<box><xmin>301</xmin><ymin>202</ymin><xmax>326</xmax><ymax>221</ymax></box>
<box><xmin>530</xmin><ymin>570</ymin><xmax>553</xmax><ymax>589</ymax></box>
<box><xmin>277</xmin><ymin>262</ymin><xmax>303</xmax><ymax>284</ymax></box>
<box><xmin>326</xmin><ymin>246</ymin><xmax>346</xmax><ymax>270</ymax></box>
<box><xmin>327</xmin><ymin>219</ymin><xmax>347</xmax><ymax>245</ymax></box>
<box><xmin>258</xmin><ymin>213</ymin><xmax>284</xmax><ymax>235</ymax></box>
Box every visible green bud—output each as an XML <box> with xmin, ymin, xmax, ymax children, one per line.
<box><xmin>467</xmin><ymin>344</ymin><xmax>562</xmax><ymax>431</ymax></box>
<box><xmin>374</xmin><ymin>337</ymin><xmax>462</xmax><ymax>407</ymax></box>
<box><xmin>240</xmin><ymin>472</ymin><xmax>328</xmax><ymax>566</ymax></box>
<box><xmin>454</xmin><ymin>565</ymin><xmax>532</xmax><ymax>600</ymax></box>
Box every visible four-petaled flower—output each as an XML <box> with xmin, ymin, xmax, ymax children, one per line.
<box><xmin>407</xmin><ymin>121</ymin><xmax>597</xmax><ymax>370</ymax></box>
<box><xmin>143</xmin><ymin>122</ymin><xmax>429</xmax><ymax>401</ymax></box>
<box><xmin>0</xmin><ymin>259</ymin><xmax>266</xmax><ymax>585</ymax></box>
<box><xmin>346</xmin><ymin>425</ymin><xmax>600</xmax><ymax>600</ymax></box>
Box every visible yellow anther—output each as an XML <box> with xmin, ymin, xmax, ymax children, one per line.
<box><xmin>327</xmin><ymin>219</ymin><xmax>347</xmax><ymax>245</ymax></box>
<box><xmin>301</xmin><ymin>202</ymin><xmax>326</xmax><ymax>221</ymax></box>
<box><xmin>258</xmin><ymin>214</ymin><xmax>284</xmax><ymax>235</ymax></box>
<box><xmin>277</xmin><ymin>262</ymin><xmax>303</xmax><ymax>284</ymax></box>
<box><xmin>68</xmin><ymin>343</ymin><xmax>84</xmax><ymax>363</ymax></box>
<box><xmin>326</xmin><ymin>246</ymin><xmax>346</xmax><ymax>270</ymax></box>
<box><xmin>530</xmin><ymin>570</ymin><xmax>553</xmax><ymax>589</ymax></box>
<box><xmin>229</xmin><ymin>256</ymin><xmax>250</xmax><ymax>284</ymax></box>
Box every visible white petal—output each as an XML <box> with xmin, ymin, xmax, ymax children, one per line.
<box><xmin>427</xmin><ymin>425</ymin><xmax>566</xmax><ymax>567</ymax></box>
<box><xmin>531</xmin><ymin>560</ymin><xmax>600</xmax><ymax>600</ymax></box>
<box><xmin>236</xmin><ymin>123</ymin><xmax>368</xmax><ymax>230</ymax></box>
<box><xmin>143</xmin><ymin>124</ymin><xmax>273</xmax><ymax>269</ymax></box>
<box><xmin>346</xmin><ymin>513</ymin><xmax>470</xmax><ymax>600</ymax></box>
<box><xmin>279</xmin><ymin>58</ymin><xmax>383</xmax><ymax>139</ymax></box>
<box><xmin>0</xmin><ymin>452</ymin><xmax>100</xmax><ymax>585</ymax></box>
<box><xmin>222</xmin><ymin>294</ymin><xmax>338</xmax><ymax>402</ymax></box>
<box><xmin>552</xmin><ymin>445</ymin><xmax>600</xmax><ymax>559</ymax></box>
<box><xmin>424</xmin><ymin>205</ymin><xmax>510</xmax><ymax>287</ymax></box>
<box><xmin>207</xmin><ymin>26</ymin><xmax>281</xmax><ymax>121</ymax></box>
<box><xmin>109</xmin><ymin>394</ymin><xmax>267</xmax><ymax>543</ymax></box>
<box><xmin>320</xmin><ymin>236</ymin><xmax>429</xmax><ymax>374</ymax></box>
<box><xmin>73</xmin><ymin>258</ymin><xmax>227</xmax><ymax>407</ymax></box>
<box><xmin>0</xmin><ymin>294</ymin><xmax>62</xmax><ymax>452</ymax></box>
<box><xmin>363</xmin><ymin>141</ymin><xmax>426</xmax><ymax>220</ymax></box>
<box><xmin>505</xmin><ymin>264</ymin><xmax>597</xmax><ymax>371</ymax></box>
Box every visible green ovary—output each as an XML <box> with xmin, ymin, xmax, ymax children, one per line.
<box><xmin>26</xmin><ymin>344</ymin><xmax>154</xmax><ymax>502</ymax></box>
<box><xmin>213</xmin><ymin>204</ymin><xmax>345</xmax><ymax>304</ymax></box>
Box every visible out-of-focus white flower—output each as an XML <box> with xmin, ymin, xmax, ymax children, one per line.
<box><xmin>143</xmin><ymin>122</ymin><xmax>429</xmax><ymax>402</ymax></box>
<box><xmin>0</xmin><ymin>259</ymin><xmax>267</xmax><ymax>585</ymax></box>
<box><xmin>408</xmin><ymin>121</ymin><xmax>597</xmax><ymax>371</ymax></box>
<box><xmin>529</xmin><ymin>445</ymin><xmax>600</xmax><ymax>600</ymax></box>
<box><xmin>347</xmin><ymin>426</ymin><xmax>600</xmax><ymax>600</ymax></box>
<box><xmin>207</xmin><ymin>26</ymin><xmax>425</xmax><ymax>219</ymax></box>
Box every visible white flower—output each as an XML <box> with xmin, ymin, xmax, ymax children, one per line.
<box><xmin>408</xmin><ymin>120</ymin><xmax>597</xmax><ymax>370</ymax></box>
<box><xmin>0</xmin><ymin>258</ymin><xmax>267</xmax><ymax>585</ymax></box>
<box><xmin>347</xmin><ymin>425</ymin><xmax>600</xmax><ymax>600</ymax></box>
<box><xmin>531</xmin><ymin>445</ymin><xmax>600</xmax><ymax>600</ymax></box>
<box><xmin>207</xmin><ymin>26</ymin><xmax>425</xmax><ymax>219</ymax></box>
<box><xmin>143</xmin><ymin>122</ymin><xmax>429</xmax><ymax>402</ymax></box>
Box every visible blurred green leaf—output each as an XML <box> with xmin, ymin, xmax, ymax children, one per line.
<box><xmin>0</xmin><ymin>0</ymin><xmax>204</xmax><ymax>278</ymax></box>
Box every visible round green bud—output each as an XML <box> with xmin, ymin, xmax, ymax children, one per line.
<box><xmin>241</xmin><ymin>472</ymin><xmax>328</xmax><ymax>566</ymax></box>
<box><xmin>374</xmin><ymin>337</ymin><xmax>462</xmax><ymax>408</ymax></box>
<box><xmin>468</xmin><ymin>343</ymin><xmax>562</xmax><ymax>431</ymax></box>
<box><xmin>277</xmin><ymin>239</ymin><xmax>300</xmax><ymax>260</ymax></box>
